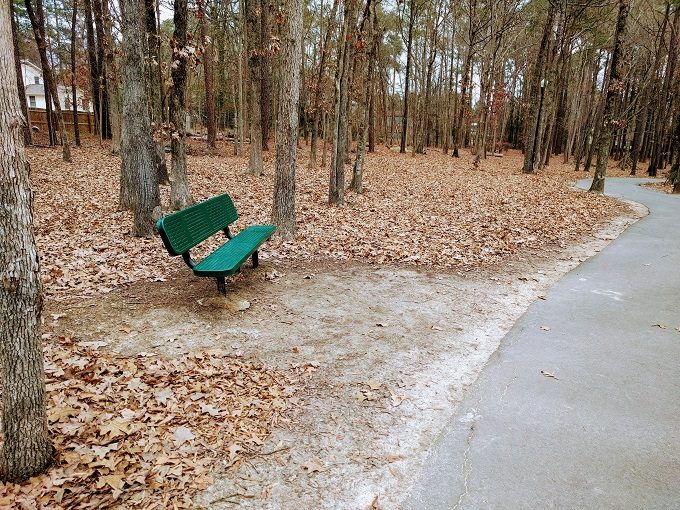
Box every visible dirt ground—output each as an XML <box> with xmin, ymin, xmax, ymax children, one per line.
<box><xmin>43</xmin><ymin>198</ymin><xmax>646</xmax><ymax>509</ymax></box>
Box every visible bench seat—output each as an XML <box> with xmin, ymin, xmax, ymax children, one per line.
<box><xmin>193</xmin><ymin>225</ymin><xmax>276</xmax><ymax>277</ymax></box>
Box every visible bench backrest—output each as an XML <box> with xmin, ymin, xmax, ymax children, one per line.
<box><xmin>156</xmin><ymin>193</ymin><xmax>238</xmax><ymax>256</ymax></box>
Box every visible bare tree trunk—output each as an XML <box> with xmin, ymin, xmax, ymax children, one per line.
<box><xmin>352</xmin><ymin>0</ymin><xmax>376</xmax><ymax>193</ymax></box>
<box><xmin>144</xmin><ymin>0</ymin><xmax>168</xmax><ymax>184</ymax></box>
<box><xmin>671</xmin><ymin>110</ymin><xmax>680</xmax><ymax>193</ymax></box>
<box><xmin>630</xmin><ymin>88</ymin><xmax>647</xmax><ymax>175</ymax></box>
<box><xmin>25</xmin><ymin>0</ymin><xmax>71</xmax><ymax>162</ymax></box>
<box><xmin>169</xmin><ymin>0</ymin><xmax>193</xmax><ymax>209</ymax></box>
<box><xmin>590</xmin><ymin>0</ymin><xmax>630</xmax><ymax>193</ymax></box>
<box><xmin>10</xmin><ymin>0</ymin><xmax>32</xmax><ymax>145</ymax></box>
<box><xmin>309</xmin><ymin>0</ymin><xmax>339</xmax><ymax>169</ymax></box>
<box><xmin>400</xmin><ymin>0</ymin><xmax>415</xmax><ymax>153</ymax></box>
<box><xmin>120</xmin><ymin>0</ymin><xmax>161</xmax><ymax>233</ymax></box>
<box><xmin>246</xmin><ymin>0</ymin><xmax>264</xmax><ymax>174</ymax></box>
<box><xmin>647</xmin><ymin>8</ymin><xmax>679</xmax><ymax>177</ymax></box>
<box><xmin>260</xmin><ymin>0</ymin><xmax>272</xmax><ymax>150</ymax></box>
<box><xmin>70</xmin><ymin>0</ymin><xmax>81</xmax><ymax>146</ymax></box>
<box><xmin>0</xmin><ymin>1</ymin><xmax>54</xmax><ymax>480</ymax></box>
<box><xmin>329</xmin><ymin>0</ymin><xmax>356</xmax><ymax>204</ymax></box>
<box><xmin>271</xmin><ymin>0</ymin><xmax>302</xmax><ymax>238</ymax></box>
<box><xmin>367</xmin><ymin>21</ymin><xmax>378</xmax><ymax>153</ymax></box>
<box><xmin>103</xmin><ymin>0</ymin><xmax>121</xmax><ymax>154</ymax></box>
<box><xmin>237</xmin><ymin>21</ymin><xmax>245</xmax><ymax>156</ymax></box>
<box><xmin>83</xmin><ymin>0</ymin><xmax>101</xmax><ymax>137</ymax></box>
<box><xmin>321</xmin><ymin>109</ymin><xmax>328</xmax><ymax>167</ymax></box>
<box><xmin>92</xmin><ymin>0</ymin><xmax>111</xmax><ymax>138</ymax></box>
<box><xmin>522</xmin><ymin>2</ymin><xmax>554</xmax><ymax>173</ymax></box>
<box><xmin>199</xmin><ymin>0</ymin><xmax>217</xmax><ymax>149</ymax></box>
<box><xmin>452</xmin><ymin>46</ymin><xmax>472</xmax><ymax>157</ymax></box>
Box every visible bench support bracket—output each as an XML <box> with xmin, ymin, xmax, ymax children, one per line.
<box><xmin>252</xmin><ymin>251</ymin><xmax>259</xmax><ymax>268</ymax></box>
<box><xmin>216</xmin><ymin>277</ymin><xmax>226</xmax><ymax>295</ymax></box>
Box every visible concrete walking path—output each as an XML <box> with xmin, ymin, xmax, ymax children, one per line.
<box><xmin>404</xmin><ymin>178</ymin><xmax>680</xmax><ymax>509</ymax></box>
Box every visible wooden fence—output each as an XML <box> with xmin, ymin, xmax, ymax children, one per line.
<box><xmin>28</xmin><ymin>108</ymin><xmax>95</xmax><ymax>135</ymax></box>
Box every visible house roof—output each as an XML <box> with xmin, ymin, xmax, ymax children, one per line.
<box><xmin>21</xmin><ymin>59</ymin><xmax>42</xmax><ymax>74</ymax></box>
<box><xmin>25</xmin><ymin>83</ymin><xmax>45</xmax><ymax>94</ymax></box>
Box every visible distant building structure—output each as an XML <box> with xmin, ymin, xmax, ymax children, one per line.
<box><xmin>21</xmin><ymin>60</ymin><xmax>93</xmax><ymax>113</ymax></box>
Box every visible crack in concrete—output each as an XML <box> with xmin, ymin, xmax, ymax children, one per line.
<box><xmin>451</xmin><ymin>421</ymin><xmax>477</xmax><ymax>510</ymax></box>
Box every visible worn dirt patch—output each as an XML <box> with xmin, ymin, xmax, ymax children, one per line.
<box><xmin>43</xmin><ymin>199</ymin><xmax>645</xmax><ymax>509</ymax></box>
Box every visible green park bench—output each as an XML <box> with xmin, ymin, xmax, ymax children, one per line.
<box><xmin>156</xmin><ymin>193</ymin><xmax>276</xmax><ymax>294</ymax></box>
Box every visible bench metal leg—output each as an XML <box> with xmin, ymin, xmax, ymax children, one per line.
<box><xmin>216</xmin><ymin>277</ymin><xmax>226</xmax><ymax>295</ymax></box>
<box><xmin>252</xmin><ymin>251</ymin><xmax>259</xmax><ymax>268</ymax></box>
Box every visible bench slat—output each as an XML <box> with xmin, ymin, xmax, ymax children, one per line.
<box><xmin>156</xmin><ymin>194</ymin><xmax>238</xmax><ymax>256</ymax></box>
<box><xmin>193</xmin><ymin>224</ymin><xmax>276</xmax><ymax>277</ymax></box>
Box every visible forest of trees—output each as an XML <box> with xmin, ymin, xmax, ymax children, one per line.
<box><xmin>10</xmin><ymin>0</ymin><xmax>680</xmax><ymax>216</ymax></box>
<box><xmin>3</xmin><ymin>0</ymin><xmax>680</xmax><ymax>485</ymax></box>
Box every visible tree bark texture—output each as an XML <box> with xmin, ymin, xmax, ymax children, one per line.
<box><xmin>199</xmin><ymin>0</ymin><xmax>217</xmax><ymax>149</ymax></box>
<box><xmin>590</xmin><ymin>0</ymin><xmax>630</xmax><ymax>193</ymax></box>
<box><xmin>0</xmin><ymin>0</ymin><xmax>54</xmax><ymax>480</ymax></box>
<box><xmin>144</xmin><ymin>0</ymin><xmax>169</xmax><ymax>184</ymax></box>
<box><xmin>103</xmin><ymin>0</ymin><xmax>122</xmax><ymax>153</ymax></box>
<box><xmin>92</xmin><ymin>0</ymin><xmax>111</xmax><ymax>139</ymax></box>
<box><xmin>246</xmin><ymin>0</ymin><xmax>264</xmax><ymax>174</ymax></box>
<box><xmin>83</xmin><ymin>0</ymin><xmax>101</xmax><ymax>136</ymax></box>
<box><xmin>351</xmin><ymin>0</ymin><xmax>376</xmax><ymax>193</ymax></box>
<box><xmin>70</xmin><ymin>0</ymin><xmax>81</xmax><ymax>146</ymax></box>
<box><xmin>120</xmin><ymin>0</ymin><xmax>161</xmax><ymax>233</ymax></box>
<box><xmin>400</xmin><ymin>0</ymin><xmax>415</xmax><ymax>154</ymax></box>
<box><xmin>329</xmin><ymin>0</ymin><xmax>356</xmax><ymax>204</ymax></box>
<box><xmin>260</xmin><ymin>0</ymin><xmax>272</xmax><ymax>150</ymax></box>
<box><xmin>271</xmin><ymin>0</ymin><xmax>302</xmax><ymax>238</ymax></box>
<box><xmin>169</xmin><ymin>0</ymin><xmax>193</xmax><ymax>210</ymax></box>
<box><xmin>522</xmin><ymin>3</ymin><xmax>554</xmax><ymax>173</ymax></box>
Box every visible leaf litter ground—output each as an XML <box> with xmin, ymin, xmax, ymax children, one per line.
<box><xmin>29</xmin><ymin>142</ymin><xmax>630</xmax><ymax>299</ymax></box>
<box><xmin>2</xmin><ymin>141</ymin><xmax>647</xmax><ymax>508</ymax></box>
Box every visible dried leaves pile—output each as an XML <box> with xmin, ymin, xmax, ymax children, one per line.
<box><xmin>28</xmin><ymin>142</ymin><xmax>625</xmax><ymax>299</ymax></box>
<box><xmin>641</xmin><ymin>181</ymin><xmax>673</xmax><ymax>194</ymax></box>
<box><xmin>0</xmin><ymin>336</ymin><xmax>300</xmax><ymax>509</ymax></box>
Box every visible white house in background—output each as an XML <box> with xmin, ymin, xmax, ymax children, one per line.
<box><xmin>21</xmin><ymin>60</ymin><xmax>93</xmax><ymax>113</ymax></box>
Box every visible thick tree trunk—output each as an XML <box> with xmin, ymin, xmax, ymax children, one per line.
<box><xmin>0</xmin><ymin>0</ymin><xmax>54</xmax><ymax>480</ymax></box>
<box><xmin>25</xmin><ymin>0</ymin><xmax>71</xmax><ymax>162</ymax></box>
<box><xmin>590</xmin><ymin>0</ymin><xmax>630</xmax><ymax>193</ymax></box>
<box><xmin>271</xmin><ymin>0</ymin><xmax>302</xmax><ymax>238</ymax></box>
<box><xmin>169</xmin><ymin>0</ymin><xmax>193</xmax><ymax>210</ymax></box>
<box><xmin>10</xmin><ymin>0</ymin><xmax>32</xmax><ymax>145</ymax></box>
<box><xmin>120</xmin><ymin>0</ymin><xmax>161</xmax><ymax>233</ymax></box>
<box><xmin>70</xmin><ymin>0</ymin><xmax>81</xmax><ymax>146</ymax></box>
<box><xmin>246</xmin><ymin>0</ymin><xmax>264</xmax><ymax>174</ymax></box>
